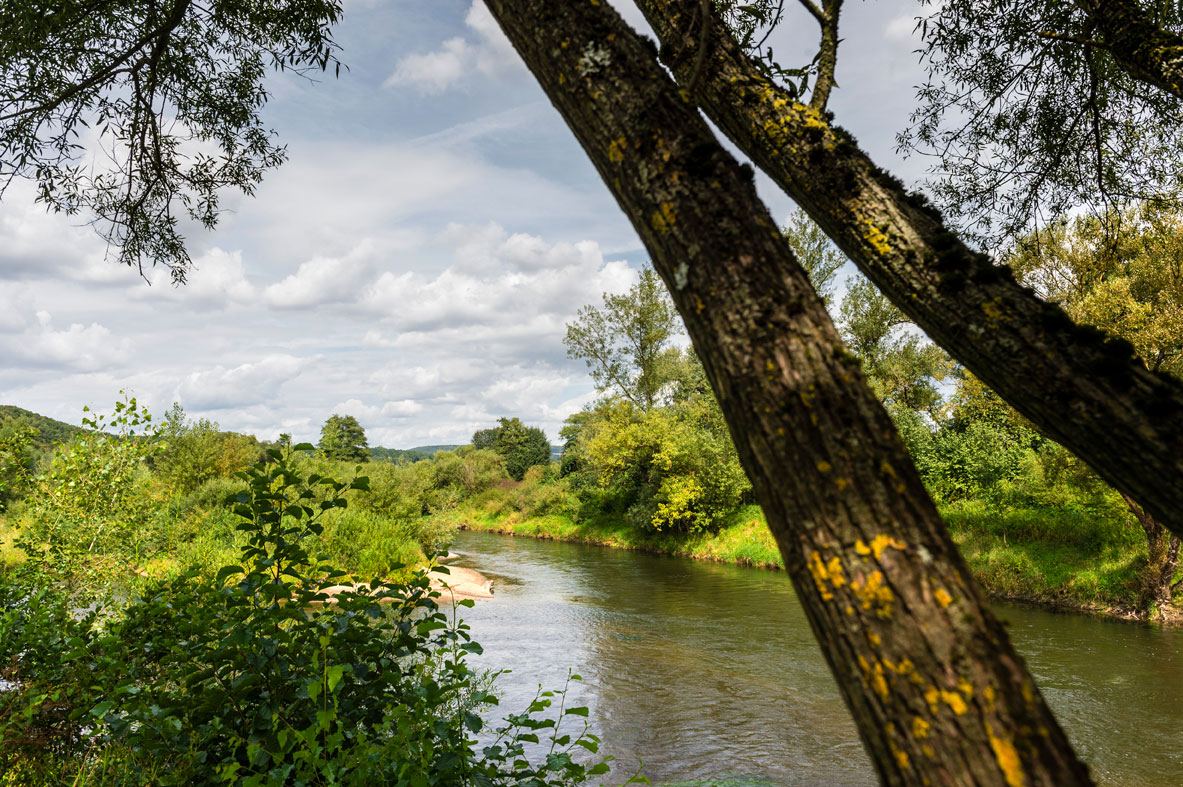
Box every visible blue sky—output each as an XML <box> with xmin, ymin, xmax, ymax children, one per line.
<box><xmin>0</xmin><ymin>0</ymin><xmax>930</xmax><ymax>448</ymax></box>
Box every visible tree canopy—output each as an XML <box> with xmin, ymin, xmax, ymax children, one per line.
<box><xmin>318</xmin><ymin>413</ymin><xmax>369</xmax><ymax>463</ymax></box>
<box><xmin>901</xmin><ymin>0</ymin><xmax>1183</xmax><ymax>247</ymax></box>
<box><xmin>472</xmin><ymin>417</ymin><xmax>549</xmax><ymax>482</ymax></box>
<box><xmin>564</xmin><ymin>268</ymin><xmax>679</xmax><ymax>411</ymax></box>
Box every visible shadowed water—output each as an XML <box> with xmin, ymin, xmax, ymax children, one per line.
<box><xmin>451</xmin><ymin>530</ymin><xmax>1183</xmax><ymax>786</ymax></box>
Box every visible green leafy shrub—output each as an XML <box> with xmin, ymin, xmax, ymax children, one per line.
<box><xmin>16</xmin><ymin>394</ymin><xmax>163</xmax><ymax>596</ymax></box>
<box><xmin>318</xmin><ymin>507</ymin><xmax>425</xmax><ymax>580</ymax></box>
<box><xmin>581</xmin><ymin>402</ymin><xmax>750</xmax><ymax>533</ymax></box>
<box><xmin>1</xmin><ymin>445</ymin><xmax>608</xmax><ymax>785</ymax></box>
<box><xmin>430</xmin><ymin>447</ymin><xmax>508</xmax><ymax>502</ymax></box>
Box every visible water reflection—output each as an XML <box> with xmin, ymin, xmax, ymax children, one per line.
<box><xmin>452</xmin><ymin>531</ymin><xmax>1182</xmax><ymax>786</ymax></box>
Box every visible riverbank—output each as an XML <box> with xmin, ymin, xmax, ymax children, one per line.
<box><xmin>453</xmin><ymin>505</ymin><xmax>784</xmax><ymax>570</ymax></box>
<box><xmin>449</xmin><ymin>503</ymin><xmax>1181</xmax><ymax>625</ymax></box>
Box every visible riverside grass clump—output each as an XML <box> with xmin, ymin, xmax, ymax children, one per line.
<box><xmin>0</xmin><ymin>445</ymin><xmax>611</xmax><ymax>786</ymax></box>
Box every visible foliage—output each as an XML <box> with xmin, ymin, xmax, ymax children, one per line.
<box><xmin>1008</xmin><ymin>202</ymin><xmax>1183</xmax><ymax>377</ymax></box>
<box><xmin>156</xmin><ymin>403</ymin><xmax>263</xmax><ymax>495</ymax></box>
<box><xmin>901</xmin><ymin>0</ymin><xmax>1183</xmax><ymax>247</ymax></box>
<box><xmin>575</xmin><ymin>399</ymin><xmax>750</xmax><ymax>534</ymax></box>
<box><xmin>368</xmin><ymin>446</ymin><xmax>430</xmax><ymax>464</ymax></box>
<box><xmin>318</xmin><ymin>414</ymin><xmax>371</xmax><ymax>463</ymax></box>
<box><xmin>838</xmin><ymin>276</ymin><xmax>949</xmax><ymax>417</ymax></box>
<box><xmin>0</xmin><ymin>446</ymin><xmax>609</xmax><ymax>785</ymax></box>
<box><xmin>564</xmin><ymin>267</ymin><xmax>680</xmax><ymax>410</ymax></box>
<box><xmin>0</xmin><ymin>0</ymin><xmax>346</xmax><ymax>281</ymax></box>
<box><xmin>0</xmin><ymin>405</ymin><xmax>83</xmax><ymax>448</ymax></box>
<box><xmin>472</xmin><ymin>417</ymin><xmax>551</xmax><ymax>482</ymax></box>
<box><xmin>0</xmin><ymin>423</ymin><xmax>36</xmax><ymax>511</ymax></box>
<box><xmin>16</xmin><ymin>393</ymin><xmax>163</xmax><ymax>596</ymax></box>
<box><xmin>430</xmin><ymin>447</ymin><xmax>508</xmax><ymax>503</ymax></box>
<box><xmin>783</xmin><ymin>207</ymin><xmax>846</xmax><ymax>308</ymax></box>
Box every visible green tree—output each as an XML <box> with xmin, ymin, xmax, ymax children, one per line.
<box><xmin>0</xmin><ymin>422</ymin><xmax>37</xmax><ymax>510</ymax></box>
<box><xmin>564</xmin><ymin>268</ymin><xmax>679</xmax><ymax>410</ymax></box>
<box><xmin>1007</xmin><ymin>204</ymin><xmax>1183</xmax><ymax>610</ymax></box>
<box><xmin>903</xmin><ymin>0</ymin><xmax>1183</xmax><ymax>246</ymax></box>
<box><xmin>838</xmin><ymin>277</ymin><xmax>950</xmax><ymax>418</ymax></box>
<box><xmin>783</xmin><ymin>207</ymin><xmax>845</xmax><ymax>308</ymax></box>
<box><xmin>155</xmin><ymin>402</ymin><xmax>223</xmax><ymax>494</ymax></box>
<box><xmin>634</xmin><ymin>0</ymin><xmax>1183</xmax><ymax>544</ymax></box>
<box><xmin>318</xmin><ymin>414</ymin><xmax>370</xmax><ymax>463</ymax></box>
<box><xmin>18</xmin><ymin>394</ymin><xmax>162</xmax><ymax>594</ymax></box>
<box><xmin>0</xmin><ymin>0</ymin><xmax>344</xmax><ymax>281</ymax></box>
<box><xmin>471</xmin><ymin>418</ymin><xmax>550</xmax><ymax>482</ymax></box>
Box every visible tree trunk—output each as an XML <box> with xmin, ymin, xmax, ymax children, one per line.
<box><xmin>482</xmin><ymin>1</ymin><xmax>1092</xmax><ymax>783</ymax></box>
<box><xmin>632</xmin><ymin>0</ymin><xmax>1183</xmax><ymax>543</ymax></box>
<box><xmin>1121</xmin><ymin>493</ymin><xmax>1181</xmax><ymax>614</ymax></box>
<box><xmin>1075</xmin><ymin>0</ymin><xmax>1183</xmax><ymax>101</ymax></box>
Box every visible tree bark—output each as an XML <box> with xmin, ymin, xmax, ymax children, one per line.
<box><xmin>482</xmin><ymin>0</ymin><xmax>1092</xmax><ymax>783</ymax></box>
<box><xmin>633</xmin><ymin>0</ymin><xmax>1183</xmax><ymax>542</ymax></box>
<box><xmin>1075</xmin><ymin>0</ymin><xmax>1183</xmax><ymax>101</ymax></box>
<box><xmin>1121</xmin><ymin>493</ymin><xmax>1181</xmax><ymax>614</ymax></box>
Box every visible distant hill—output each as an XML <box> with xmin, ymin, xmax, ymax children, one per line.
<box><xmin>369</xmin><ymin>446</ymin><xmax>431</xmax><ymax>464</ymax></box>
<box><xmin>408</xmin><ymin>444</ymin><xmax>461</xmax><ymax>456</ymax></box>
<box><xmin>0</xmin><ymin>405</ymin><xmax>83</xmax><ymax>447</ymax></box>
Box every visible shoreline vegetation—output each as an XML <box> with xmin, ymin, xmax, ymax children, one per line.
<box><xmin>1</xmin><ymin>397</ymin><xmax>1178</xmax><ymax>629</ymax></box>
<box><xmin>443</xmin><ymin>500</ymin><xmax>1179</xmax><ymax>626</ymax></box>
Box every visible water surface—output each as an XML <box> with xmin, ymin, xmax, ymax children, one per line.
<box><xmin>451</xmin><ymin>530</ymin><xmax>1182</xmax><ymax>785</ymax></box>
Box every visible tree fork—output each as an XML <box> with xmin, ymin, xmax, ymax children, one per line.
<box><xmin>481</xmin><ymin>0</ymin><xmax>1092</xmax><ymax>783</ymax></box>
<box><xmin>634</xmin><ymin>0</ymin><xmax>1183</xmax><ymax>541</ymax></box>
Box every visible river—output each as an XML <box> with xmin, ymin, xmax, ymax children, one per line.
<box><xmin>449</xmin><ymin>529</ymin><xmax>1183</xmax><ymax>786</ymax></box>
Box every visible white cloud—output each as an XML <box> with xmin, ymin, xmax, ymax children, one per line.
<box><xmin>0</xmin><ymin>308</ymin><xmax>130</xmax><ymax>372</ymax></box>
<box><xmin>385</xmin><ymin>37</ymin><xmax>471</xmax><ymax>94</ymax></box>
<box><xmin>174</xmin><ymin>355</ymin><xmax>309</xmax><ymax>411</ymax></box>
<box><xmin>132</xmin><ymin>248</ymin><xmax>256</xmax><ymax>307</ymax></box>
<box><xmin>884</xmin><ymin>13</ymin><xmax>920</xmax><ymax>44</ymax></box>
<box><xmin>359</xmin><ymin>223</ymin><xmax>634</xmax><ymax>334</ymax></box>
<box><xmin>383</xmin><ymin>2</ymin><xmax>524</xmax><ymax>94</ymax></box>
<box><xmin>264</xmin><ymin>242</ymin><xmax>378</xmax><ymax>310</ymax></box>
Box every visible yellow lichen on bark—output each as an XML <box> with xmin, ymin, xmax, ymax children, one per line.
<box><xmin>650</xmin><ymin>201</ymin><xmax>676</xmax><ymax>233</ymax></box>
<box><xmin>987</xmin><ymin>723</ymin><xmax>1028</xmax><ymax>787</ymax></box>
<box><xmin>608</xmin><ymin>137</ymin><xmax>627</xmax><ymax>162</ymax></box>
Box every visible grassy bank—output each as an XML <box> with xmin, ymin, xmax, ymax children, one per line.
<box><xmin>444</xmin><ymin>498</ymin><xmax>1179</xmax><ymax>622</ymax></box>
<box><xmin>941</xmin><ymin>500</ymin><xmax>1161</xmax><ymax>618</ymax></box>
<box><xmin>450</xmin><ymin>503</ymin><xmax>785</xmax><ymax>570</ymax></box>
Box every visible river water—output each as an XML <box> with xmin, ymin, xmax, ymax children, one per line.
<box><xmin>450</xmin><ymin>530</ymin><xmax>1183</xmax><ymax>786</ymax></box>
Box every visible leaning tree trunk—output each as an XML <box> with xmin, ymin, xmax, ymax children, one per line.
<box><xmin>633</xmin><ymin>0</ymin><xmax>1183</xmax><ymax>542</ymax></box>
<box><xmin>482</xmin><ymin>0</ymin><xmax>1092</xmax><ymax>783</ymax></box>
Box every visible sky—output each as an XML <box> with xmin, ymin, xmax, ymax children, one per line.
<box><xmin>0</xmin><ymin>0</ymin><xmax>932</xmax><ymax>449</ymax></box>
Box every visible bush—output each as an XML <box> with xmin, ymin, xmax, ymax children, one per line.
<box><xmin>0</xmin><ymin>445</ymin><xmax>608</xmax><ymax>785</ymax></box>
<box><xmin>319</xmin><ymin>508</ymin><xmax>425</xmax><ymax>580</ymax></box>
<box><xmin>431</xmin><ymin>447</ymin><xmax>507</xmax><ymax>500</ymax></box>
<box><xmin>581</xmin><ymin>402</ymin><xmax>750</xmax><ymax>533</ymax></box>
